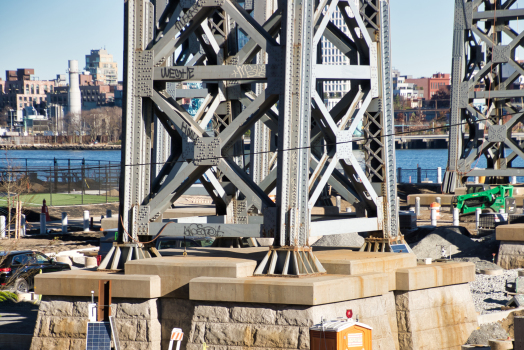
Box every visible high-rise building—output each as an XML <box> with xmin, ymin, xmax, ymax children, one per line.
<box><xmin>85</xmin><ymin>49</ymin><xmax>118</xmax><ymax>85</ymax></box>
<box><xmin>321</xmin><ymin>8</ymin><xmax>352</xmax><ymax>111</ymax></box>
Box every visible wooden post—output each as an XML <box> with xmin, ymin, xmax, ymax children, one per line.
<box><xmin>97</xmin><ymin>280</ymin><xmax>112</xmax><ymax>322</ymax></box>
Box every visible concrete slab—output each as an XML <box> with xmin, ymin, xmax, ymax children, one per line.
<box><xmin>34</xmin><ymin>269</ymin><xmax>161</xmax><ymax>298</ymax></box>
<box><xmin>162</xmin><ymin>207</ymin><xmax>216</xmax><ymax>218</ymax></box>
<box><xmin>314</xmin><ymin>249</ymin><xmax>417</xmax><ymax>290</ymax></box>
<box><xmin>496</xmin><ymin>224</ymin><xmax>524</xmax><ymax>241</ymax></box>
<box><xmin>125</xmin><ymin>256</ymin><xmax>257</xmax><ymax>298</ymax></box>
<box><xmin>477</xmin><ymin>306</ymin><xmax>524</xmax><ymax>325</ymax></box>
<box><xmin>157</xmin><ymin>248</ymin><xmax>415</xmax><ymax>290</ymax></box>
<box><xmin>395</xmin><ymin>262</ymin><xmax>475</xmax><ymax>291</ymax></box>
<box><xmin>189</xmin><ymin>272</ymin><xmax>389</xmax><ymax>305</ymax></box>
<box><xmin>311</xmin><ymin>206</ymin><xmax>340</xmax><ymax>215</ymax></box>
<box><xmin>407</xmin><ymin>194</ymin><xmax>454</xmax><ymax>206</ymax></box>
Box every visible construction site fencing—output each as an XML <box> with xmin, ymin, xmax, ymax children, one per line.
<box><xmin>0</xmin><ymin>162</ymin><xmax>121</xmax><ymax>207</ymax></box>
<box><xmin>478</xmin><ymin>213</ymin><xmax>524</xmax><ymax>234</ymax></box>
<box><xmin>397</xmin><ymin>167</ymin><xmax>441</xmax><ymax>184</ymax></box>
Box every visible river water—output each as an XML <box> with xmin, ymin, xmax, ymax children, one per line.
<box><xmin>2</xmin><ymin>148</ymin><xmax>523</xmax><ymax>175</ymax></box>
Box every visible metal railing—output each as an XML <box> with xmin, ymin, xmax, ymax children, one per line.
<box><xmin>397</xmin><ymin>167</ymin><xmax>442</xmax><ymax>184</ymax></box>
<box><xmin>0</xmin><ymin>162</ymin><xmax>120</xmax><ymax>206</ymax></box>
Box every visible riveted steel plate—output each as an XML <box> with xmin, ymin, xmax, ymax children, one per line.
<box><xmin>493</xmin><ymin>45</ymin><xmax>510</xmax><ymax>64</ymax></box>
<box><xmin>194</xmin><ymin>137</ymin><xmax>221</xmax><ymax>165</ymax></box>
<box><xmin>487</xmin><ymin>125</ymin><xmax>507</xmax><ymax>143</ymax></box>
<box><xmin>337</xmin><ymin>130</ymin><xmax>353</xmax><ymax>160</ymax></box>
<box><xmin>234</xmin><ymin>199</ymin><xmax>248</xmax><ymax>224</ymax></box>
<box><xmin>183</xmin><ymin>137</ymin><xmax>195</xmax><ymax>160</ymax></box>
<box><xmin>135</xmin><ymin>51</ymin><xmax>154</xmax><ymax>97</ymax></box>
<box><xmin>458</xmin><ymin>159</ymin><xmax>467</xmax><ymax>173</ymax></box>
<box><xmin>136</xmin><ymin>205</ymin><xmax>150</xmax><ymax>235</ymax></box>
<box><xmin>459</xmin><ymin>82</ymin><xmax>469</xmax><ymax>109</ymax></box>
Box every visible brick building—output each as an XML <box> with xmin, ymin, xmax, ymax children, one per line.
<box><xmin>406</xmin><ymin>73</ymin><xmax>451</xmax><ymax>100</ymax></box>
<box><xmin>47</xmin><ymin>74</ymin><xmax>119</xmax><ymax>110</ymax></box>
<box><xmin>0</xmin><ymin>69</ymin><xmax>56</xmax><ymax>121</ymax></box>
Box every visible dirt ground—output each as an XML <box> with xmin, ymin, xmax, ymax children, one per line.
<box><xmin>0</xmin><ymin>203</ymin><xmax>117</xmax><ymax>255</ymax></box>
<box><xmin>0</xmin><ymin>184</ymin><xmax>475</xmax><ymax>256</ymax></box>
<box><xmin>0</xmin><ymin>231</ymin><xmax>104</xmax><ymax>255</ymax></box>
<box><xmin>22</xmin><ymin>202</ymin><xmax>119</xmax><ymax>222</ymax></box>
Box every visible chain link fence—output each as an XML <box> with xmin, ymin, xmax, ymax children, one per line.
<box><xmin>397</xmin><ymin>167</ymin><xmax>441</xmax><ymax>184</ymax></box>
<box><xmin>0</xmin><ymin>159</ymin><xmax>120</xmax><ymax>207</ymax></box>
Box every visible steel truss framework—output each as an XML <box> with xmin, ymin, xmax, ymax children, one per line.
<box><xmin>445</xmin><ymin>0</ymin><xmax>524</xmax><ymax>192</ymax></box>
<box><xmin>116</xmin><ymin>0</ymin><xmax>398</xmax><ymax>273</ymax></box>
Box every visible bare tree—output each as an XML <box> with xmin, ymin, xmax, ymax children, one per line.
<box><xmin>64</xmin><ymin>111</ymin><xmax>88</xmax><ymax>144</ymax></box>
<box><xmin>0</xmin><ymin>107</ymin><xmax>10</xmax><ymax>127</ymax></box>
<box><xmin>84</xmin><ymin>109</ymin><xmax>106</xmax><ymax>143</ymax></box>
<box><xmin>105</xmin><ymin>107</ymin><xmax>122</xmax><ymax>142</ymax></box>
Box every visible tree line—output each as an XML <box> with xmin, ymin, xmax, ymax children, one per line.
<box><xmin>62</xmin><ymin>107</ymin><xmax>122</xmax><ymax>143</ymax></box>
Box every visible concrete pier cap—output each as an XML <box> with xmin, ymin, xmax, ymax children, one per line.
<box><xmin>34</xmin><ymin>247</ymin><xmax>474</xmax><ymax>306</ymax></box>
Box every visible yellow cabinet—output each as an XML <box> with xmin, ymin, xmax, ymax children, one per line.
<box><xmin>310</xmin><ymin>319</ymin><xmax>372</xmax><ymax>350</ymax></box>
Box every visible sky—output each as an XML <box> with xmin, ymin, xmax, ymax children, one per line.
<box><xmin>0</xmin><ymin>1</ymin><xmax>124</xmax><ymax>81</ymax></box>
<box><xmin>390</xmin><ymin>0</ymin><xmax>455</xmax><ymax>78</ymax></box>
<box><xmin>0</xmin><ymin>1</ymin><xmax>520</xmax><ymax>81</ymax></box>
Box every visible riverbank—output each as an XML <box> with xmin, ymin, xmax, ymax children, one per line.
<box><xmin>0</xmin><ymin>144</ymin><xmax>121</xmax><ymax>150</ymax></box>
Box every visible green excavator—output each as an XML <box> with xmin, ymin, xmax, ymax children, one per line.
<box><xmin>452</xmin><ymin>184</ymin><xmax>517</xmax><ymax>215</ymax></box>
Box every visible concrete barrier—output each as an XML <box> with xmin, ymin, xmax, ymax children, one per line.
<box><xmin>56</xmin><ymin>256</ymin><xmax>72</xmax><ymax>266</ymax></box>
<box><xmin>84</xmin><ymin>257</ymin><xmax>97</xmax><ymax>268</ymax></box>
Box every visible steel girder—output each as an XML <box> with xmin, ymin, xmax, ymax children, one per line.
<box><xmin>444</xmin><ymin>0</ymin><xmax>524</xmax><ymax>193</ymax></box>
<box><xmin>120</xmin><ymin>0</ymin><xmax>398</xmax><ymax>260</ymax></box>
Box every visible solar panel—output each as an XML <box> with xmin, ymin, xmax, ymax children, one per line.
<box><xmin>86</xmin><ymin>322</ymin><xmax>111</xmax><ymax>350</ymax></box>
<box><xmin>390</xmin><ymin>244</ymin><xmax>410</xmax><ymax>253</ymax></box>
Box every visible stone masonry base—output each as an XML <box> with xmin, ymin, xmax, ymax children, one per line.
<box><xmin>395</xmin><ymin>284</ymin><xmax>478</xmax><ymax>350</ymax></box>
<box><xmin>31</xmin><ymin>284</ymin><xmax>477</xmax><ymax>350</ymax></box>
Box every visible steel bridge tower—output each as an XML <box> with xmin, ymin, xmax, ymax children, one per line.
<box><xmin>444</xmin><ymin>0</ymin><xmax>524</xmax><ymax>193</ymax></box>
<box><xmin>101</xmin><ymin>0</ymin><xmax>401</xmax><ymax>273</ymax></box>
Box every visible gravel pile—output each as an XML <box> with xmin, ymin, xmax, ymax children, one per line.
<box><xmin>453</xmin><ymin>257</ymin><xmax>501</xmax><ymax>274</ymax></box>
<box><xmin>466</xmin><ymin>322</ymin><xmax>509</xmax><ymax>345</ymax></box>
<box><xmin>407</xmin><ymin>226</ymin><xmax>495</xmax><ymax>260</ymax></box>
<box><xmin>469</xmin><ymin>270</ymin><xmax>517</xmax><ymax>314</ymax></box>
<box><xmin>313</xmin><ymin>232</ymin><xmax>365</xmax><ymax>247</ymax></box>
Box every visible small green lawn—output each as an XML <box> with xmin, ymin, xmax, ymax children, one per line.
<box><xmin>0</xmin><ymin>193</ymin><xmax>118</xmax><ymax>207</ymax></box>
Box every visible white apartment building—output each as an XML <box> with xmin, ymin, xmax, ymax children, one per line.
<box><xmin>321</xmin><ymin>7</ymin><xmax>352</xmax><ymax>111</ymax></box>
<box><xmin>85</xmin><ymin>49</ymin><xmax>118</xmax><ymax>85</ymax></box>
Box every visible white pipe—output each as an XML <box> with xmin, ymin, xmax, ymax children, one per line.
<box><xmin>83</xmin><ymin>210</ymin><xmax>89</xmax><ymax>232</ymax></box>
<box><xmin>0</xmin><ymin>216</ymin><xmax>5</xmax><ymax>239</ymax></box>
<box><xmin>430</xmin><ymin>207</ymin><xmax>437</xmax><ymax>226</ymax></box>
<box><xmin>453</xmin><ymin>208</ymin><xmax>459</xmax><ymax>226</ymax></box>
<box><xmin>40</xmin><ymin>213</ymin><xmax>46</xmax><ymax>234</ymax></box>
<box><xmin>475</xmin><ymin>208</ymin><xmax>482</xmax><ymax>231</ymax></box>
<box><xmin>21</xmin><ymin>214</ymin><xmax>26</xmax><ymax>237</ymax></box>
<box><xmin>67</xmin><ymin>60</ymin><xmax>81</xmax><ymax>117</ymax></box>
<box><xmin>62</xmin><ymin>212</ymin><xmax>68</xmax><ymax>234</ymax></box>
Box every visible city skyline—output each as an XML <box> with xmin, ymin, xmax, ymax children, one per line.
<box><xmin>1</xmin><ymin>1</ymin><xmax>523</xmax><ymax>81</ymax></box>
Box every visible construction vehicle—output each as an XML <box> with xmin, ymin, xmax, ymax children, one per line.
<box><xmin>452</xmin><ymin>184</ymin><xmax>516</xmax><ymax>215</ymax></box>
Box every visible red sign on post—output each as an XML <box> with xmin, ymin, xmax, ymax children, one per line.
<box><xmin>346</xmin><ymin>309</ymin><xmax>353</xmax><ymax>319</ymax></box>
